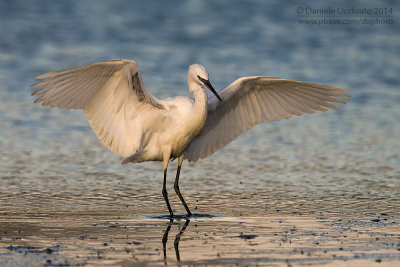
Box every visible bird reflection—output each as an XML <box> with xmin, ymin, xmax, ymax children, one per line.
<box><xmin>162</xmin><ymin>219</ymin><xmax>190</xmax><ymax>266</ymax></box>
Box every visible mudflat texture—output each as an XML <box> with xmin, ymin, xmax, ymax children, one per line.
<box><xmin>1</xmin><ymin>0</ymin><xmax>399</xmax><ymax>266</ymax></box>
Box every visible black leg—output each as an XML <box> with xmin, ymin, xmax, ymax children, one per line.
<box><xmin>163</xmin><ymin>168</ymin><xmax>174</xmax><ymax>217</ymax></box>
<box><xmin>174</xmin><ymin>159</ymin><xmax>192</xmax><ymax>216</ymax></box>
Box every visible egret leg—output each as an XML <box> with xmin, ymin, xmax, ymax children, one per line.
<box><xmin>174</xmin><ymin>154</ymin><xmax>192</xmax><ymax>216</ymax></box>
<box><xmin>162</xmin><ymin>154</ymin><xmax>174</xmax><ymax>217</ymax></box>
<box><xmin>163</xmin><ymin>169</ymin><xmax>174</xmax><ymax>217</ymax></box>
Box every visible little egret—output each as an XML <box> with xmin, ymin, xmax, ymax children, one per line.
<box><xmin>32</xmin><ymin>60</ymin><xmax>350</xmax><ymax>217</ymax></box>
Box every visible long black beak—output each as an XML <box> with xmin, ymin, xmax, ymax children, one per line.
<box><xmin>198</xmin><ymin>76</ymin><xmax>222</xmax><ymax>102</ymax></box>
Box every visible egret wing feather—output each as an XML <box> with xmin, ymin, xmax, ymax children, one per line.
<box><xmin>32</xmin><ymin>60</ymin><xmax>166</xmax><ymax>157</ymax></box>
<box><xmin>184</xmin><ymin>77</ymin><xmax>350</xmax><ymax>162</ymax></box>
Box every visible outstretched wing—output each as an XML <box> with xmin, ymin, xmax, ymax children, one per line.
<box><xmin>32</xmin><ymin>60</ymin><xmax>166</xmax><ymax>157</ymax></box>
<box><xmin>184</xmin><ymin>76</ymin><xmax>350</xmax><ymax>162</ymax></box>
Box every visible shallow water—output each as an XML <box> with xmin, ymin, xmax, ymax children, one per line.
<box><xmin>1</xmin><ymin>0</ymin><xmax>400</xmax><ymax>266</ymax></box>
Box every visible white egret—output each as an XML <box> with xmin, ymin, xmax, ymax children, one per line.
<box><xmin>32</xmin><ymin>60</ymin><xmax>350</xmax><ymax>217</ymax></box>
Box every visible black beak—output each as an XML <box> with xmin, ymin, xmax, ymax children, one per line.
<box><xmin>198</xmin><ymin>76</ymin><xmax>222</xmax><ymax>102</ymax></box>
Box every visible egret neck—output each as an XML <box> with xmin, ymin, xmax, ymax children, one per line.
<box><xmin>189</xmin><ymin>82</ymin><xmax>209</xmax><ymax>134</ymax></box>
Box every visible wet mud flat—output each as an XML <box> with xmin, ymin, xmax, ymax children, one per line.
<box><xmin>0</xmin><ymin>210</ymin><xmax>399</xmax><ymax>266</ymax></box>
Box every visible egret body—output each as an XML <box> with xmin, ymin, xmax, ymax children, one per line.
<box><xmin>32</xmin><ymin>60</ymin><xmax>349</xmax><ymax>217</ymax></box>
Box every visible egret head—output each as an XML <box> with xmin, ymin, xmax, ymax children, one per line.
<box><xmin>188</xmin><ymin>64</ymin><xmax>222</xmax><ymax>102</ymax></box>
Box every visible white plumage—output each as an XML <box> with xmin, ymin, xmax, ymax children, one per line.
<box><xmin>32</xmin><ymin>59</ymin><xmax>350</xmax><ymax>217</ymax></box>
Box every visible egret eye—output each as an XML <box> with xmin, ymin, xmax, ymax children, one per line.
<box><xmin>196</xmin><ymin>75</ymin><xmax>222</xmax><ymax>102</ymax></box>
